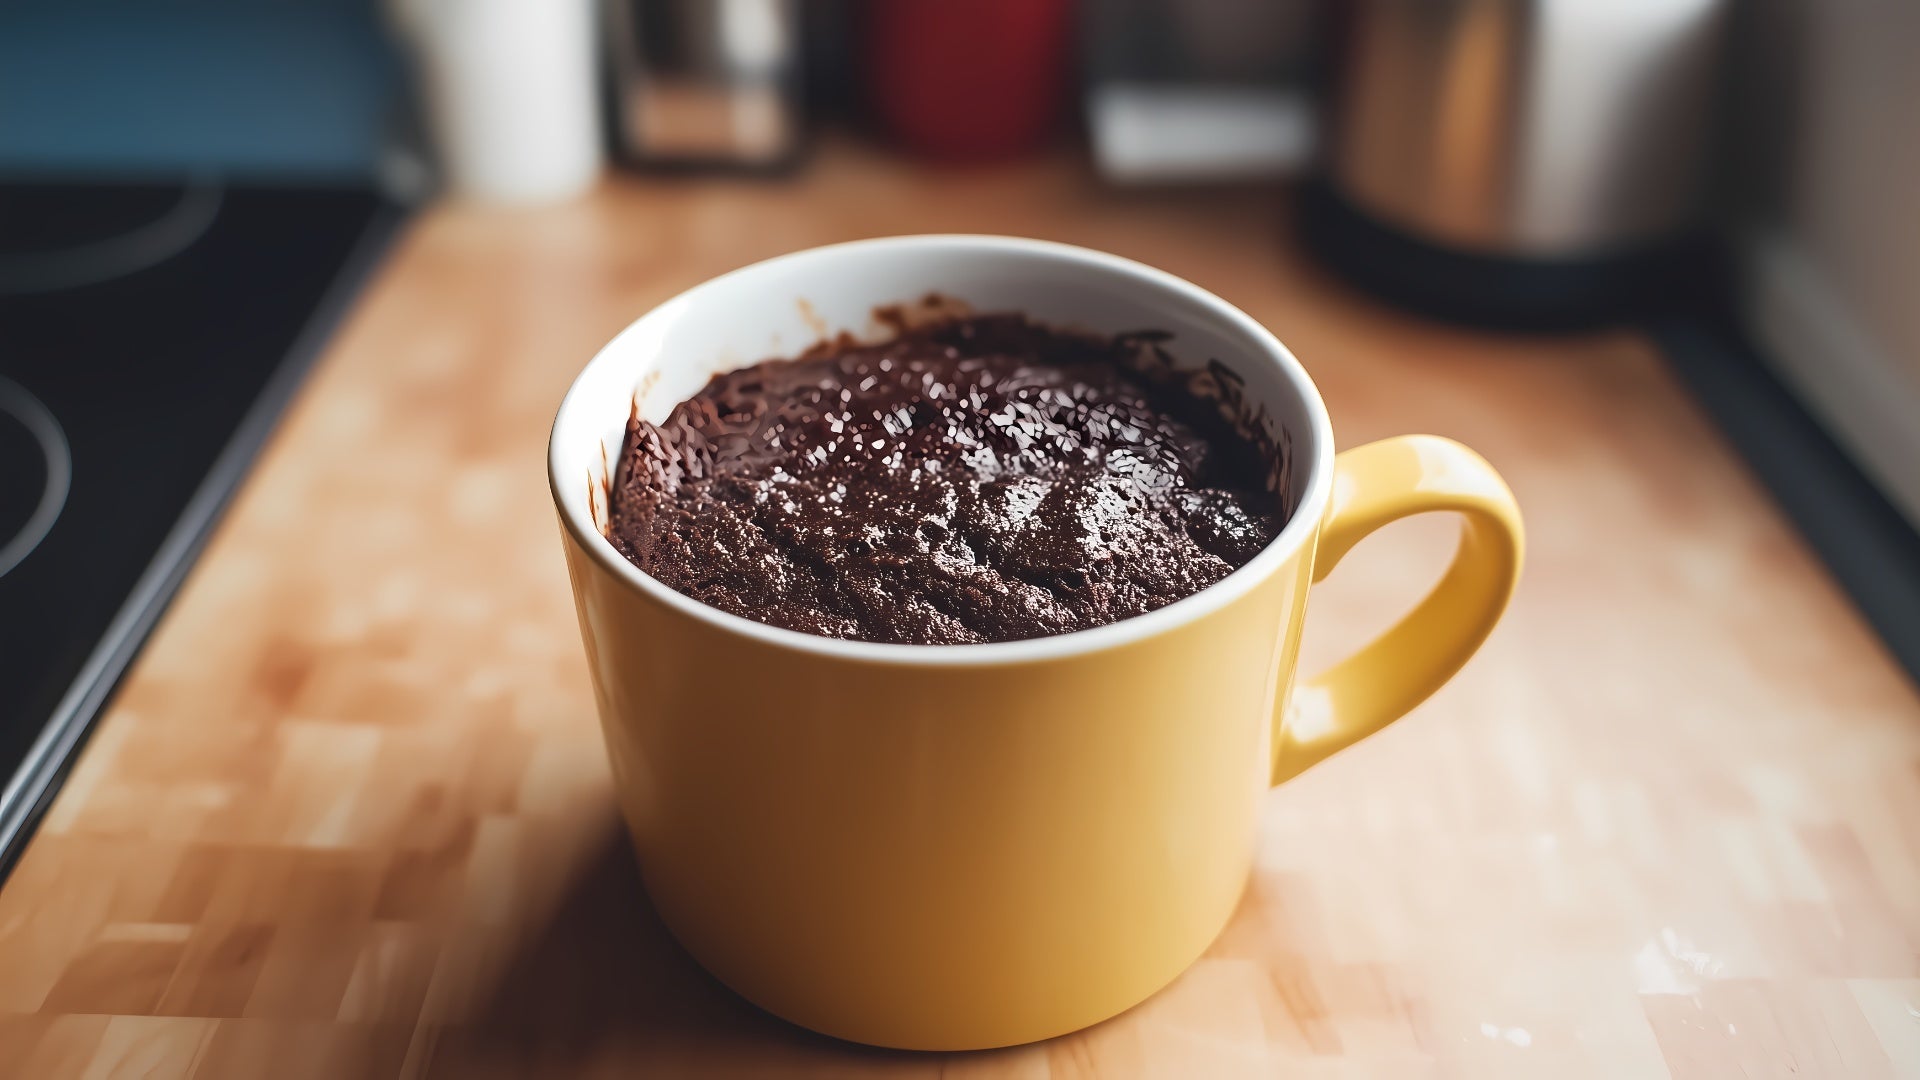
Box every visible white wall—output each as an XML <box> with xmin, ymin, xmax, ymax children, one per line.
<box><xmin>1731</xmin><ymin>0</ymin><xmax>1920</xmax><ymax>525</ymax></box>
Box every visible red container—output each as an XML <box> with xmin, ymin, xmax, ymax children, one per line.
<box><xmin>862</xmin><ymin>0</ymin><xmax>1076</xmax><ymax>161</ymax></box>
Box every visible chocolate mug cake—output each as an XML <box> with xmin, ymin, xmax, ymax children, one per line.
<box><xmin>551</xmin><ymin>237</ymin><xmax>1525</xmax><ymax>1052</ymax></box>
<box><xmin>607</xmin><ymin>313</ymin><xmax>1288</xmax><ymax>645</ymax></box>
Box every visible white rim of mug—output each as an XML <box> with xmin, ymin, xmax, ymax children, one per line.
<box><xmin>548</xmin><ymin>234</ymin><xmax>1337</xmax><ymax>668</ymax></box>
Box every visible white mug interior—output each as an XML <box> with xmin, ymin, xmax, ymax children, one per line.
<box><xmin>548</xmin><ymin>234</ymin><xmax>1336</xmax><ymax>662</ymax></box>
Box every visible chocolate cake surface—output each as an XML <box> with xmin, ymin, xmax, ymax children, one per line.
<box><xmin>608</xmin><ymin>315</ymin><xmax>1285</xmax><ymax>645</ymax></box>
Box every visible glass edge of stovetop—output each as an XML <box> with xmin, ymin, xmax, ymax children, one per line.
<box><xmin>0</xmin><ymin>191</ymin><xmax>412</xmax><ymax>883</ymax></box>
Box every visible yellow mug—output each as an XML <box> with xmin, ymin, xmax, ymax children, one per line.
<box><xmin>549</xmin><ymin>237</ymin><xmax>1523</xmax><ymax>1050</ymax></box>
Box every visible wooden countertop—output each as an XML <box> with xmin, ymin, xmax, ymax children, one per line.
<box><xmin>3</xmin><ymin>144</ymin><xmax>1917</xmax><ymax>1079</ymax></box>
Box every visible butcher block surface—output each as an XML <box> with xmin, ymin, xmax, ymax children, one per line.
<box><xmin>2</xmin><ymin>144</ymin><xmax>1917</xmax><ymax>1078</ymax></box>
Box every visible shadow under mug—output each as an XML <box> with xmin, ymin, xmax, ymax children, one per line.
<box><xmin>549</xmin><ymin>236</ymin><xmax>1524</xmax><ymax>1050</ymax></box>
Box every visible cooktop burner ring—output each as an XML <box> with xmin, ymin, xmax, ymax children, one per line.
<box><xmin>0</xmin><ymin>376</ymin><xmax>72</xmax><ymax>579</ymax></box>
<box><xmin>0</xmin><ymin>177</ymin><xmax>225</xmax><ymax>296</ymax></box>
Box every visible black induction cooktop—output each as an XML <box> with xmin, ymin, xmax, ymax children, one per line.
<box><xmin>0</xmin><ymin>178</ymin><xmax>404</xmax><ymax>874</ymax></box>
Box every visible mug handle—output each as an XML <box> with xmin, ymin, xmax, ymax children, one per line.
<box><xmin>1272</xmin><ymin>435</ymin><xmax>1525</xmax><ymax>784</ymax></box>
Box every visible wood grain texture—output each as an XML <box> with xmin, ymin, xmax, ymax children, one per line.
<box><xmin>2</xmin><ymin>142</ymin><xmax>1917</xmax><ymax>1079</ymax></box>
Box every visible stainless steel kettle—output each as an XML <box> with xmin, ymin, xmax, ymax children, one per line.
<box><xmin>1307</xmin><ymin>0</ymin><xmax>1732</xmax><ymax>325</ymax></box>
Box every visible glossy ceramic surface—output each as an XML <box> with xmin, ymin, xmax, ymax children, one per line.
<box><xmin>550</xmin><ymin>236</ymin><xmax>1523</xmax><ymax>1049</ymax></box>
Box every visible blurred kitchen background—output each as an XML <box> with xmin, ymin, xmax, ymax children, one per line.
<box><xmin>1</xmin><ymin>0</ymin><xmax>1917</xmax><ymax>859</ymax></box>
<box><xmin>3</xmin><ymin>0</ymin><xmax>1915</xmax><ymax>497</ymax></box>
